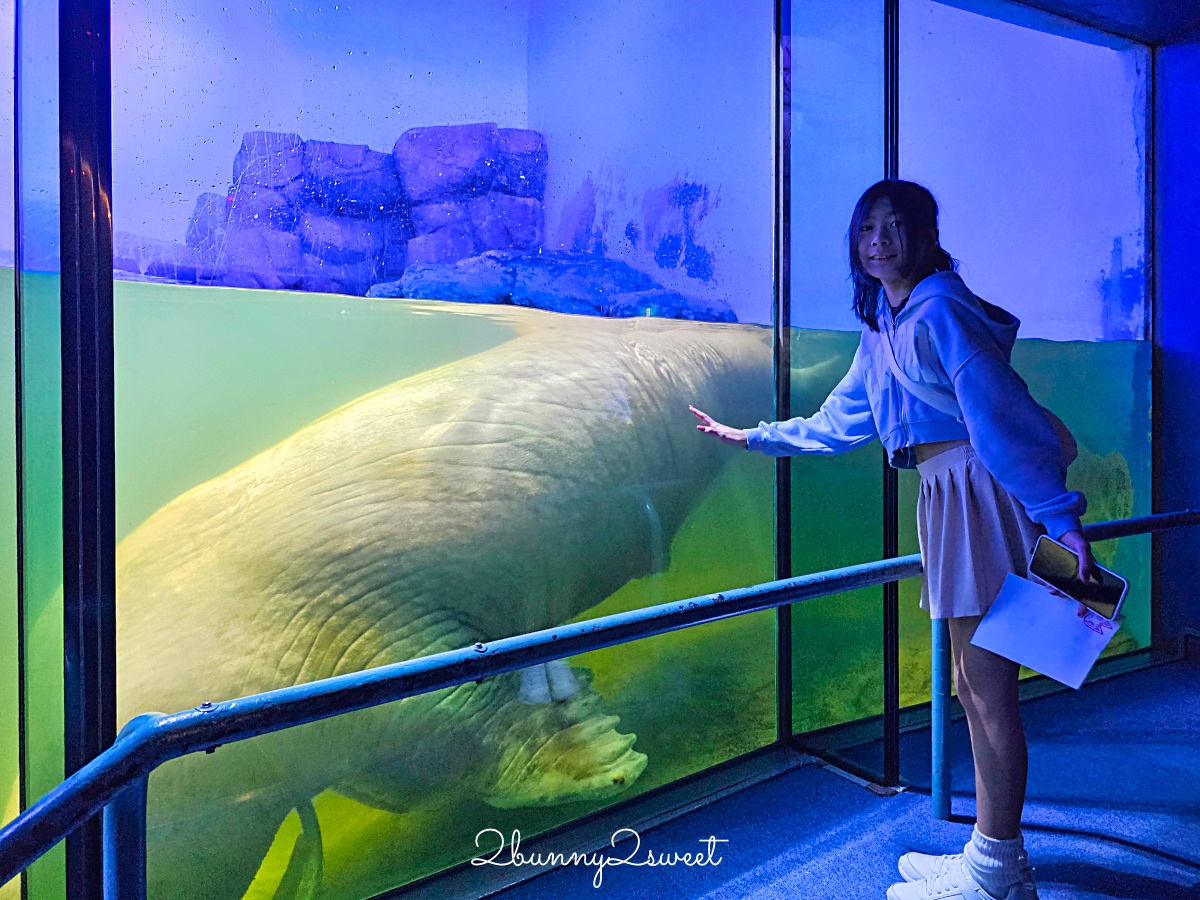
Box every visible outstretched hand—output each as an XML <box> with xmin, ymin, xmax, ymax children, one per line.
<box><xmin>1058</xmin><ymin>530</ymin><xmax>1100</xmax><ymax>585</ymax></box>
<box><xmin>690</xmin><ymin>405</ymin><xmax>749</xmax><ymax>449</ymax></box>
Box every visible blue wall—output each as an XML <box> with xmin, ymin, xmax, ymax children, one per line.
<box><xmin>1158</xmin><ymin>38</ymin><xmax>1200</xmax><ymax>646</ymax></box>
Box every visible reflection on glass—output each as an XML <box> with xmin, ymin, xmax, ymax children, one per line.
<box><xmin>112</xmin><ymin>0</ymin><xmax>774</xmax><ymax>895</ymax></box>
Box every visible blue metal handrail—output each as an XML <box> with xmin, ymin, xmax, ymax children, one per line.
<box><xmin>0</xmin><ymin>510</ymin><xmax>1195</xmax><ymax>896</ymax></box>
<box><xmin>0</xmin><ymin>552</ymin><xmax>925</xmax><ymax>890</ymax></box>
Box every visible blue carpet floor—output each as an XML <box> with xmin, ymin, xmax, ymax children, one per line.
<box><xmin>495</xmin><ymin>655</ymin><xmax>1200</xmax><ymax>899</ymax></box>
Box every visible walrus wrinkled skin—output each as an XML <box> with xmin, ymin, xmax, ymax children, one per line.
<box><xmin>116</xmin><ymin>311</ymin><xmax>775</xmax><ymax>898</ymax></box>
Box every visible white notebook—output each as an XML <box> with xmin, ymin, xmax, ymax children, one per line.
<box><xmin>971</xmin><ymin>573</ymin><xmax>1123</xmax><ymax>690</ymax></box>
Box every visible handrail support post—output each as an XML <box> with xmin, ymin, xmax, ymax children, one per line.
<box><xmin>931</xmin><ymin>617</ymin><xmax>952</xmax><ymax>821</ymax></box>
<box><xmin>103</xmin><ymin>775</ymin><xmax>148</xmax><ymax>900</ymax></box>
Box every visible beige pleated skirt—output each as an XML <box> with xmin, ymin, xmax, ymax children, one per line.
<box><xmin>916</xmin><ymin>443</ymin><xmax>1045</xmax><ymax>620</ymax></box>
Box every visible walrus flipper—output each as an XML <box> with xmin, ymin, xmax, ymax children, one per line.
<box><xmin>482</xmin><ymin>666</ymin><xmax>648</xmax><ymax>809</ymax></box>
<box><xmin>270</xmin><ymin>800</ymin><xmax>324</xmax><ymax>900</ymax></box>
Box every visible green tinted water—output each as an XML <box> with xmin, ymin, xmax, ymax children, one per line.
<box><xmin>113</xmin><ymin>280</ymin><xmax>777</xmax><ymax>898</ymax></box>
<box><xmin>15</xmin><ymin>270</ymin><xmax>65</xmax><ymax>900</ymax></box>
<box><xmin>114</xmin><ymin>280</ymin><xmax>519</xmax><ymax>540</ymax></box>
<box><xmin>5</xmin><ymin>277</ymin><xmax>1150</xmax><ymax>898</ymax></box>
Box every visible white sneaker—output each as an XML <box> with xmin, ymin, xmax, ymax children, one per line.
<box><xmin>886</xmin><ymin>858</ymin><xmax>1039</xmax><ymax>900</ymax></box>
<box><xmin>898</xmin><ymin>851</ymin><xmax>964</xmax><ymax>883</ymax></box>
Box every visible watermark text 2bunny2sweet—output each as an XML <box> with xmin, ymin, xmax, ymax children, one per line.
<box><xmin>472</xmin><ymin>827</ymin><xmax>728</xmax><ymax>888</ymax></box>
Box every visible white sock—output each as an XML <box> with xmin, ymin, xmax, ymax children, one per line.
<box><xmin>963</xmin><ymin>826</ymin><xmax>1029</xmax><ymax>897</ymax></box>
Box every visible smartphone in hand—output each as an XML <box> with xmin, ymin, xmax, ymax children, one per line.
<box><xmin>1028</xmin><ymin>534</ymin><xmax>1129</xmax><ymax>620</ymax></box>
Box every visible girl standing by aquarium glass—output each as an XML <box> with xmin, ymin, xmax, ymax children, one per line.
<box><xmin>691</xmin><ymin>180</ymin><xmax>1096</xmax><ymax>900</ymax></box>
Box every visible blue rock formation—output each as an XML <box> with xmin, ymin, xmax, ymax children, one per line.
<box><xmin>232</xmin><ymin>131</ymin><xmax>306</xmax><ymax>203</ymax></box>
<box><xmin>301</xmin><ymin>140</ymin><xmax>408</xmax><ymax>220</ymax></box>
<box><xmin>154</xmin><ymin>124</ymin><xmax>721</xmax><ymax>313</ymax></box>
<box><xmin>220</xmin><ymin>228</ymin><xmax>302</xmax><ymax>291</ymax></box>
<box><xmin>297</xmin><ymin>213</ymin><xmax>384</xmax><ymax>266</ymax></box>
<box><xmin>392</xmin><ymin>123</ymin><xmax>500</xmax><ymax>204</ymax></box>
<box><xmin>470</xmin><ymin>192</ymin><xmax>543</xmax><ymax>252</ymax></box>
<box><xmin>396</xmin><ymin>124</ymin><xmax>548</xmax><ymax>269</ymax></box>
<box><xmin>176</xmin><ymin>127</ymin><xmax>553</xmax><ymax>294</ymax></box>
<box><xmin>227</xmin><ymin>182</ymin><xmax>298</xmax><ymax>232</ymax></box>
<box><xmin>367</xmin><ymin>251</ymin><xmax>736</xmax><ymax>323</ymax></box>
<box><xmin>185</xmin><ymin>193</ymin><xmax>229</xmax><ymax>260</ymax></box>
<box><xmin>493</xmin><ymin>128</ymin><xmax>549</xmax><ymax>199</ymax></box>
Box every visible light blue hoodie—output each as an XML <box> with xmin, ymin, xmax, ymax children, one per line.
<box><xmin>745</xmin><ymin>270</ymin><xmax>1086</xmax><ymax>539</ymax></box>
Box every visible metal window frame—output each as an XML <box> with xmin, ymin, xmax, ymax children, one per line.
<box><xmin>882</xmin><ymin>0</ymin><xmax>903</xmax><ymax>788</ymax></box>
<box><xmin>1149</xmin><ymin>41</ymin><xmax>1167</xmax><ymax>654</ymax></box>
<box><xmin>12</xmin><ymin>0</ymin><xmax>28</xmax><ymax>878</ymax></box>
<box><xmin>57</xmin><ymin>1</ymin><xmax>115</xmax><ymax>898</ymax></box>
<box><xmin>773</xmin><ymin>0</ymin><xmax>794</xmax><ymax>746</ymax></box>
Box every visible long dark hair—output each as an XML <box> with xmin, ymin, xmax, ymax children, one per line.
<box><xmin>848</xmin><ymin>180</ymin><xmax>957</xmax><ymax>331</ymax></box>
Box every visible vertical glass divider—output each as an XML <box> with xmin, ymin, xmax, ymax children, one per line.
<box><xmin>58</xmin><ymin>0</ymin><xmax>115</xmax><ymax>896</ymax></box>
<box><xmin>882</xmin><ymin>0</ymin><xmax>902</xmax><ymax>787</ymax></box>
<box><xmin>774</xmin><ymin>0</ymin><xmax>794</xmax><ymax>744</ymax></box>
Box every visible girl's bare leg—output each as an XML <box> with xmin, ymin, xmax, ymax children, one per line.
<box><xmin>948</xmin><ymin>615</ymin><xmax>1027</xmax><ymax>840</ymax></box>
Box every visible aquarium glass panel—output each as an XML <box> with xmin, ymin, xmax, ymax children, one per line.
<box><xmin>15</xmin><ymin>0</ymin><xmax>65</xmax><ymax>897</ymax></box>
<box><xmin>111</xmin><ymin>1</ymin><xmax>776</xmax><ymax>895</ymax></box>
<box><xmin>788</xmin><ymin>0</ymin><xmax>886</xmax><ymax>738</ymax></box>
<box><xmin>897</xmin><ymin>0</ymin><xmax>1152</xmax><ymax>706</ymax></box>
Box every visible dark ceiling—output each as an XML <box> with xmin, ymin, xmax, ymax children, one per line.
<box><xmin>1017</xmin><ymin>0</ymin><xmax>1200</xmax><ymax>43</ymax></box>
